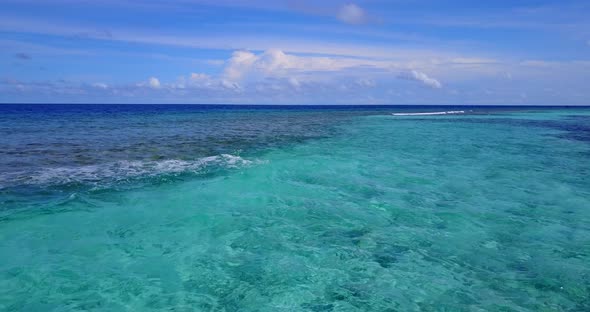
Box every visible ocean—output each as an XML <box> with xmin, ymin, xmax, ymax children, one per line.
<box><xmin>1</xmin><ymin>104</ymin><xmax>589</xmax><ymax>311</ymax></box>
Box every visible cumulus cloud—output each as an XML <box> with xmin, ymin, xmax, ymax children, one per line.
<box><xmin>220</xmin><ymin>79</ymin><xmax>241</xmax><ymax>91</ymax></box>
<box><xmin>4</xmin><ymin>49</ymin><xmax>451</xmax><ymax>103</ymax></box>
<box><xmin>189</xmin><ymin>73</ymin><xmax>214</xmax><ymax>87</ymax></box>
<box><xmin>337</xmin><ymin>3</ymin><xmax>367</xmax><ymax>25</ymax></box>
<box><xmin>171</xmin><ymin>72</ymin><xmax>242</xmax><ymax>92</ymax></box>
<box><xmin>91</xmin><ymin>82</ymin><xmax>108</xmax><ymax>89</ymax></box>
<box><xmin>14</xmin><ymin>52</ymin><xmax>32</xmax><ymax>60</ymax></box>
<box><xmin>135</xmin><ymin>77</ymin><xmax>162</xmax><ymax>89</ymax></box>
<box><xmin>398</xmin><ymin>70</ymin><xmax>442</xmax><ymax>89</ymax></box>
<box><xmin>224</xmin><ymin>50</ymin><xmax>258</xmax><ymax>80</ymax></box>
<box><xmin>173</xmin><ymin>74</ymin><xmax>212</xmax><ymax>89</ymax></box>
<box><xmin>149</xmin><ymin>77</ymin><xmax>161</xmax><ymax>88</ymax></box>
<box><xmin>223</xmin><ymin>49</ymin><xmax>384</xmax><ymax>83</ymax></box>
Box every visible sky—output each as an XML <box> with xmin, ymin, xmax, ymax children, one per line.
<box><xmin>1</xmin><ymin>0</ymin><xmax>589</xmax><ymax>105</ymax></box>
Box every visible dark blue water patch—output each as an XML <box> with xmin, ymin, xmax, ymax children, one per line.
<box><xmin>559</xmin><ymin>115</ymin><xmax>590</xmax><ymax>142</ymax></box>
<box><xmin>0</xmin><ymin>109</ymin><xmax>351</xmax><ymax>180</ymax></box>
<box><xmin>403</xmin><ymin>116</ymin><xmax>590</xmax><ymax>144</ymax></box>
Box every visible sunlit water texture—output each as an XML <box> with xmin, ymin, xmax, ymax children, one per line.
<box><xmin>1</xmin><ymin>105</ymin><xmax>589</xmax><ymax>311</ymax></box>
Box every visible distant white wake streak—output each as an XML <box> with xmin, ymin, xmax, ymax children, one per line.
<box><xmin>392</xmin><ymin>110</ymin><xmax>465</xmax><ymax>116</ymax></box>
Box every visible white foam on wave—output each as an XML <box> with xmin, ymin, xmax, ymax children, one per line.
<box><xmin>2</xmin><ymin>154</ymin><xmax>258</xmax><ymax>188</ymax></box>
<box><xmin>392</xmin><ymin>110</ymin><xmax>465</xmax><ymax>116</ymax></box>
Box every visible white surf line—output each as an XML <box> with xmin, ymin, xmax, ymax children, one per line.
<box><xmin>392</xmin><ymin>110</ymin><xmax>465</xmax><ymax>116</ymax></box>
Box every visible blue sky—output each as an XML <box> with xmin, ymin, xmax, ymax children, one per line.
<box><xmin>1</xmin><ymin>0</ymin><xmax>589</xmax><ymax>104</ymax></box>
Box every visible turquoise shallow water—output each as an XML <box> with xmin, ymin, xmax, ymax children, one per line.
<box><xmin>1</xmin><ymin>105</ymin><xmax>590</xmax><ymax>311</ymax></box>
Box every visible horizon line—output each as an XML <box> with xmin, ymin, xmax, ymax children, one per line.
<box><xmin>1</xmin><ymin>103</ymin><xmax>590</xmax><ymax>107</ymax></box>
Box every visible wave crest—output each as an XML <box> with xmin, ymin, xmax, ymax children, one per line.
<box><xmin>392</xmin><ymin>110</ymin><xmax>465</xmax><ymax>116</ymax></box>
<box><xmin>2</xmin><ymin>154</ymin><xmax>257</xmax><ymax>189</ymax></box>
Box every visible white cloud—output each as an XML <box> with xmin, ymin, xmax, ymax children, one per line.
<box><xmin>0</xmin><ymin>16</ymin><xmax>491</xmax><ymax>60</ymax></box>
<box><xmin>224</xmin><ymin>50</ymin><xmax>258</xmax><ymax>80</ymax></box>
<box><xmin>356</xmin><ymin>78</ymin><xmax>375</xmax><ymax>87</ymax></box>
<box><xmin>204</xmin><ymin>49</ymin><xmax>448</xmax><ymax>91</ymax></box>
<box><xmin>189</xmin><ymin>73</ymin><xmax>214</xmax><ymax>87</ymax></box>
<box><xmin>220</xmin><ymin>79</ymin><xmax>241</xmax><ymax>91</ymax></box>
<box><xmin>223</xmin><ymin>49</ymin><xmax>391</xmax><ymax>83</ymax></box>
<box><xmin>149</xmin><ymin>77</ymin><xmax>161</xmax><ymax>88</ymax></box>
<box><xmin>449</xmin><ymin>58</ymin><xmax>498</xmax><ymax>65</ymax></box>
<box><xmin>337</xmin><ymin>3</ymin><xmax>367</xmax><ymax>25</ymax></box>
<box><xmin>113</xmin><ymin>49</ymin><xmax>393</xmax><ymax>98</ymax></box>
<box><xmin>520</xmin><ymin>60</ymin><xmax>555</xmax><ymax>67</ymax></box>
<box><xmin>170</xmin><ymin>72</ymin><xmax>243</xmax><ymax>91</ymax></box>
<box><xmin>398</xmin><ymin>70</ymin><xmax>442</xmax><ymax>89</ymax></box>
<box><xmin>91</xmin><ymin>82</ymin><xmax>108</xmax><ymax>89</ymax></box>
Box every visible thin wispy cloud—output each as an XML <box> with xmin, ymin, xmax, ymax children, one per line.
<box><xmin>337</xmin><ymin>3</ymin><xmax>368</xmax><ymax>25</ymax></box>
<box><xmin>91</xmin><ymin>82</ymin><xmax>108</xmax><ymax>89</ymax></box>
<box><xmin>0</xmin><ymin>16</ymin><xmax>464</xmax><ymax>59</ymax></box>
<box><xmin>1</xmin><ymin>0</ymin><xmax>589</xmax><ymax>104</ymax></box>
<box><xmin>398</xmin><ymin>71</ymin><xmax>442</xmax><ymax>89</ymax></box>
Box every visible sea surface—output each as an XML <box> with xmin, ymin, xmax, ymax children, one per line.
<box><xmin>1</xmin><ymin>104</ymin><xmax>589</xmax><ymax>311</ymax></box>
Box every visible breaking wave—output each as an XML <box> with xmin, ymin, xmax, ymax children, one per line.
<box><xmin>392</xmin><ymin>110</ymin><xmax>466</xmax><ymax>116</ymax></box>
<box><xmin>1</xmin><ymin>154</ymin><xmax>259</xmax><ymax>189</ymax></box>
